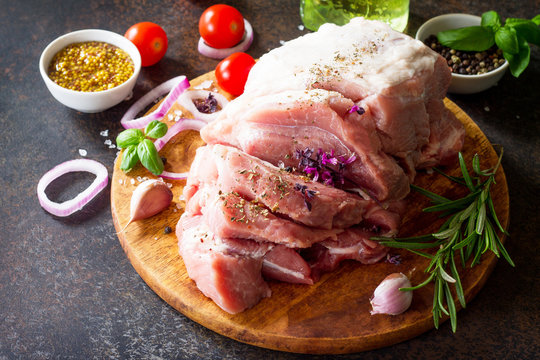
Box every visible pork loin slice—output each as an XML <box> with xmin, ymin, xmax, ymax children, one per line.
<box><xmin>201</xmin><ymin>90</ymin><xmax>410</xmax><ymax>201</ymax></box>
<box><xmin>184</xmin><ymin>144</ymin><xmax>377</xmax><ymax>229</ymax></box>
<box><xmin>188</xmin><ymin>185</ymin><xmax>341</xmax><ymax>248</ymax></box>
<box><xmin>262</xmin><ymin>245</ymin><xmax>313</xmax><ymax>285</ymax></box>
<box><xmin>302</xmin><ymin>228</ymin><xmax>389</xmax><ymax>282</ymax></box>
<box><xmin>176</xmin><ymin>214</ymin><xmax>271</xmax><ymax>314</ymax></box>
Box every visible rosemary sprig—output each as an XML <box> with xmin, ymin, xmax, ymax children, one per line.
<box><xmin>372</xmin><ymin>150</ymin><xmax>513</xmax><ymax>332</ymax></box>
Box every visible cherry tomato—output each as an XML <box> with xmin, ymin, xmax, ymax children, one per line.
<box><xmin>215</xmin><ymin>52</ymin><xmax>255</xmax><ymax>96</ymax></box>
<box><xmin>199</xmin><ymin>4</ymin><xmax>245</xmax><ymax>49</ymax></box>
<box><xmin>125</xmin><ymin>22</ymin><xmax>168</xmax><ymax>67</ymax></box>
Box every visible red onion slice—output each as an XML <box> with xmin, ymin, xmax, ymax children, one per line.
<box><xmin>198</xmin><ymin>19</ymin><xmax>254</xmax><ymax>59</ymax></box>
<box><xmin>37</xmin><ymin>159</ymin><xmax>109</xmax><ymax>217</ymax></box>
<box><xmin>176</xmin><ymin>90</ymin><xmax>229</xmax><ymax>123</ymax></box>
<box><xmin>121</xmin><ymin>76</ymin><xmax>190</xmax><ymax>129</ymax></box>
<box><xmin>154</xmin><ymin>118</ymin><xmax>207</xmax><ymax>152</ymax></box>
<box><xmin>160</xmin><ymin>170</ymin><xmax>189</xmax><ymax>181</ymax></box>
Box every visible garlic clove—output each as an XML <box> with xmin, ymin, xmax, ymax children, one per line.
<box><xmin>118</xmin><ymin>179</ymin><xmax>173</xmax><ymax>233</ymax></box>
<box><xmin>370</xmin><ymin>272</ymin><xmax>413</xmax><ymax>316</ymax></box>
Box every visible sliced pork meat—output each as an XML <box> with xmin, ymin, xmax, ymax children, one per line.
<box><xmin>177</xmin><ymin>17</ymin><xmax>465</xmax><ymax>314</ymax></box>
<box><xmin>185</xmin><ymin>144</ymin><xmax>380</xmax><ymax>229</ymax></box>
<box><xmin>201</xmin><ymin>90</ymin><xmax>410</xmax><ymax>201</ymax></box>
<box><xmin>302</xmin><ymin>228</ymin><xmax>389</xmax><ymax>282</ymax></box>
<box><xmin>262</xmin><ymin>245</ymin><xmax>313</xmax><ymax>285</ymax></box>
<box><xmin>189</xmin><ymin>185</ymin><xmax>341</xmax><ymax>248</ymax></box>
<box><xmin>176</xmin><ymin>214</ymin><xmax>271</xmax><ymax>314</ymax></box>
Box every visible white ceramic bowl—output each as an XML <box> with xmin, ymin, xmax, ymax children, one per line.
<box><xmin>416</xmin><ymin>13</ymin><xmax>509</xmax><ymax>94</ymax></box>
<box><xmin>39</xmin><ymin>29</ymin><xmax>141</xmax><ymax>113</ymax></box>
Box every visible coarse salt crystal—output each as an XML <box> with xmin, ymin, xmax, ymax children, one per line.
<box><xmin>118</xmin><ymin>179</ymin><xmax>123</xmax><ymax>184</ymax></box>
<box><xmin>168</xmin><ymin>114</ymin><xmax>174</xmax><ymax>121</ymax></box>
<box><xmin>100</xmin><ymin>130</ymin><xmax>109</xmax><ymax>137</ymax></box>
<box><xmin>130</xmin><ymin>179</ymin><xmax>135</xmax><ymax>185</ymax></box>
<box><xmin>279</xmin><ymin>40</ymin><xmax>286</xmax><ymax>45</ymax></box>
<box><xmin>298</xmin><ymin>25</ymin><xmax>305</xmax><ymax>31</ymax></box>
<box><xmin>484</xmin><ymin>106</ymin><xmax>490</xmax><ymax>112</ymax></box>
<box><xmin>174</xmin><ymin>110</ymin><xmax>183</xmax><ymax>116</ymax></box>
<box><xmin>104</xmin><ymin>139</ymin><xmax>112</xmax><ymax>146</ymax></box>
<box><xmin>79</xmin><ymin>149</ymin><xmax>87</xmax><ymax>157</ymax></box>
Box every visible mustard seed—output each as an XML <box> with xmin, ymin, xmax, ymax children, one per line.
<box><xmin>48</xmin><ymin>41</ymin><xmax>134</xmax><ymax>92</ymax></box>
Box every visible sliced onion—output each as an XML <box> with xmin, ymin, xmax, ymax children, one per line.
<box><xmin>176</xmin><ymin>90</ymin><xmax>230</xmax><ymax>123</ymax></box>
<box><xmin>154</xmin><ymin>118</ymin><xmax>208</xmax><ymax>152</ymax></box>
<box><xmin>121</xmin><ymin>76</ymin><xmax>190</xmax><ymax>129</ymax></box>
<box><xmin>198</xmin><ymin>19</ymin><xmax>254</xmax><ymax>59</ymax></box>
<box><xmin>37</xmin><ymin>159</ymin><xmax>109</xmax><ymax>217</ymax></box>
<box><xmin>159</xmin><ymin>170</ymin><xmax>189</xmax><ymax>181</ymax></box>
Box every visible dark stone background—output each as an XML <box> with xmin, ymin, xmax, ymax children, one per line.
<box><xmin>1</xmin><ymin>0</ymin><xmax>538</xmax><ymax>358</ymax></box>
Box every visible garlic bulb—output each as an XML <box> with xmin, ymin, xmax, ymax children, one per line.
<box><xmin>370</xmin><ymin>272</ymin><xmax>413</xmax><ymax>315</ymax></box>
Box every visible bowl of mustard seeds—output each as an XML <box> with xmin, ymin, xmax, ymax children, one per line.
<box><xmin>39</xmin><ymin>29</ymin><xmax>141</xmax><ymax>113</ymax></box>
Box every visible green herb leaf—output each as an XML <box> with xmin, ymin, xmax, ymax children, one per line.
<box><xmin>437</xmin><ymin>26</ymin><xmax>495</xmax><ymax>51</ymax></box>
<box><xmin>532</xmin><ymin>14</ymin><xmax>540</xmax><ymax>26</ymax></box>
<box><xmin>481</xmin><ymin>10</ymin><xmax>502</xmax><ymax>32</ymax></box>
<box><xmin>116</xmin><ymin>128</ymin><xmax>144</xmax><ymax>149</ymax></box>
<box><xmin>506</xmin><ymin>18</ymin><xmax>540</xmax><ymax>46</ymax></box>
<box><xmin>120</xmin><ymin>145</ymin><xmax>139</xmax><ymax>172</ymax></box>
<box><xmin>137</xmin><ymin>139</ymin><xmax>164</xmax><ymax>175</ymax></box>
<box><xmin>503</xmin><ymin>35</ymin><xmax>531</xmax><ymax>77</ymax></box>
<box><xmin>495</xmin><ymin>26</ymin><xmax>519</xmax><ymax>54</ymax></box>
<box><xmin>145</xmin><ymin>120</ymin><xmax>168</xmax><ymax>139</ymax></box>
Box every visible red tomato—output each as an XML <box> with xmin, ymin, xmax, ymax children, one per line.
<box><xmin>125</xmin><ymin>22</ymin><xmax>168</xmax><ymax>67</ymax></box>
<box><xmin>199</xmin><ymin>4</ymin><xmax>245</xmax><ymax>49</ymax></box>
<box><xmin>215</xmin><ymin>52</ymin><xmax>255</xmax><ymax>96</ymax></box>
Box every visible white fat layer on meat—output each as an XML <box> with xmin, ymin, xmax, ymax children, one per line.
<box><xmin>244</xmin><ymin>17</ymin><xmax>437</xmax><ymax>96</ymax></box>
<box><xmin>262</xmin><ymin>259</ymin><xmax>305</xmax><ymax>279</ymax></box>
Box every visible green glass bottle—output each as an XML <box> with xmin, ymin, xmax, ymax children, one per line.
<box><xmin>300</xmin><ymin>0</ymin><xmax>409</xmax><ymax>32</ymax></box>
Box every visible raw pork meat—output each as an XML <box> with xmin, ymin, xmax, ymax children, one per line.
<box><xmin>176</xmin><ymin>17</ymin><xmax>465</xmax><ymax>314</ymax></box>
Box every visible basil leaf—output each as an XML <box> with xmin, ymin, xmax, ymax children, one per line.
<box><xmin>144</xmin><ymin>120</ymin><xmax>168</xmax><ymax>139</ymax></box>
<box><xmin>437</xmin><ymin>26</ymin><xmax>495</xmax><ymax>51</ymax></box>
<box><xmin>533</xmin><ymin>15</ymin><xmax>540</xmax><ymax>26</ymax></box>
<box><xmin>481</xmin><ymin>10</ymin><xmax>501</xmax><ymax>32</ymax></box>
<box><xmin>503</xmin><ymin>35</ymin><xmax>531</xmax><ymax>77</ymax></box>
<box><xmin>120</xmin><ymin>145</ymin><xmax>139</xmax><ymax>172</ymax></box>
<box><xmin>116</xmin><ymin>128</ymin><xmax>144</xmax><ymax>149</ymax></box>
<box><xmin>137</xmin><ymin>139</ymin><xmax>164</xmax><ymax>175</ymax></box>
<box><xmin>496</xmin><ymin>26</ymin><xmax>519</xmax><ymax>54</ymax></box>
<box><xmin>506</xmin><ymin>18</ymin><xmax>540</xmax><ymax>46</ymax></box>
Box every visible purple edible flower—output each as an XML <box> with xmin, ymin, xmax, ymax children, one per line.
<box><xmin>386</xmin><ymin>253</ymin><xmax>402</xmax><ymax>265</ymax></box>
<box><xmin>193</xmin><ymin>93</ymin><xmax>218</xmax><ymax>114</ymax></box>
<box><xmin>347</xmin><ymin>105</ymin><xmax>365</xmax><ymax>115</ymax></box>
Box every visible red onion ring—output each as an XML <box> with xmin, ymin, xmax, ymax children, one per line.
<box><xmin>198</xmin><ymin>19</ymin><xmax>254</xmax><ymax>59</ymax></box>
<box><xmin>176</xmin><ymin>90</ymin><xmax>229</xmax><ymax>123</ymax></box>
<box><xmin>37</xmin><ymin>159</ymin><xmax>109</xmax><ymax>217</ymax></box>
<box><xmin>121</xmin><ymin>76</ymin><xmax>190</xmax><ymax>129</ymax></box>
<box><xmin>160</xmin><ymin>170</ymin><xmax>190</xmax><ymax>181</ymax></box>
<box><xmin>154</xmin><ymin>119</ymin><xmax>208</xmax><ymax>152</ymax></box>
<box><xmin>154</xmin><ymin>118</ymin><xmax>207</xmax><ymax>181</ymax></box>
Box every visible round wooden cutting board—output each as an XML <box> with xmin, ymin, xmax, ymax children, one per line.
<box><xmin>110</xmin><ymin>72</ymin><xmax>509</xmax><ymax>354</ymax></box>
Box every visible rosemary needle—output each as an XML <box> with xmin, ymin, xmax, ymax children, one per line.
<box><xmin>373</xmin><ymin>150</ymin><xmax>513</xmax><ymax>332</ymax></box>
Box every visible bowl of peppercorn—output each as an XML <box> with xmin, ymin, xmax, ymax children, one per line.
<box><xmin>416</xmin><ymin>13</ymin><xmax>509</xmax><ymax>94</ymax></box>
<box><xmin>39</xmin><ymin>29</ymin><xmax>142</xmax><ymax>113</ymax></box>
